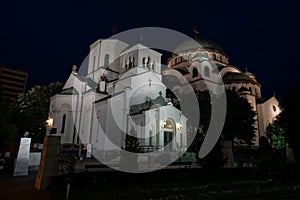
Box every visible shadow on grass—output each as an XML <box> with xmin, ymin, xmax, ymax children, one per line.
<box><xmin>50</xmin><ymin>168</ymin><xmax>300</xmax><ymax>200</ymax></box>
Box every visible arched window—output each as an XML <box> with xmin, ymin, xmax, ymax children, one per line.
<box><xmin>147</xmin><ymin>56</ymin><xmax>151</xmax><ymax>69</ymax></box>
<box><xmin>192</xmin><ymin>67</ymin><xmax>198</xmax><ymax>78</ymax></box>
<box><xmin>204</xmin><ymin>66</ymin><xmax>210</xmax><ymax>77</ymax></box>
<box><xmin>232</xmin><ymin>86</ymin><xmax>236</xmax><ymax>92</ymax></box>
<box><xmin>61</xmin><ymin>114</ymin><xmax>66</xmax><ymax>133</ymax></box>
<box><xmin>104</xmin><ymin>54</ymin><xmax>109</xmax><ymax>67</ymax></box>
<box><xmin>212</xmin><ymin>54</ymin><xmax>216</xmax><ymax>60</ymax></box>
<box><xmin>152</xmin><ymin>61</ymin><xmax>155</xmax><ymax>71</ymax></box>
<box><xmin>142</xmin><ymin>57</ymin><xmax>146</xmax><ymax>67</ymax></box>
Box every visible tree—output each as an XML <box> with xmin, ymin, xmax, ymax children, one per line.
<box><xmin>188</xmin><ymin>90</ymin><xmax>211</xmax><ymax>155</ymax></box>
<box><xmin>222</xmin><ymin>90</ymin><xmax>257</xmax><ymax>145</ymax></box>
<box><xmin>201</xmin><ymin>137</ymin><xmax>226</xmax><ymax>169</ymax></box>
<box><xmin>275</xmin><ymin>85</ymin><xmax>300</xmax><ymax>162</ymax></box>
<box><xmin>124</xmin><ymin>127</ymin><xmax>140</xmax><ymax>153</ymax></box>
<box><xmin>266</xmin><ymin>120</ymin><xmax>286</xmax><ymax>153</ymax></box>
<box><xmin>11</xmin><ymin>82</ymin><xmax>62</xmax><ymax>143</ymax></box>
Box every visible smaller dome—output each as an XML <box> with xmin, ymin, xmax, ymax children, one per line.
<box><xmin>223</xmin><ymin>72</ymin><xmax>253</xmax><ymax>82</ymax></box>
<box><xmin>244</xmin><ymin>68</ymin><xmax>256</xmax><ymax>80</ymax></box>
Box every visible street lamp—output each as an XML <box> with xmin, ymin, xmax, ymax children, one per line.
<box><xmin>45</xmin><ymin>115</ymin><xmax>53</xmax><ymax>135</ymax></box>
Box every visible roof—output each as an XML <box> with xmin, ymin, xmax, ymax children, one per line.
<box><xmin>129</xmin><ymin>95</ymin><xmax>167</xmax><ymax>115</ymax></box>
<box><xmin>152</xmin><ymin>95</ymin><xmax>168</xmax><ymax>106</ymax></box>
<box><xmin>222</xmin><ymin>72</ymin><xmax>258</xmax><ymax>85</ymax></box>
<box><xmin>59</xmin><ymin>87</ymin><xmax>78</xmax><ymax>95</ymax></box>
<box><xmin>76</xmin><ymin>74</ymin><xmax>98</xmax><ymax>89</ymax></box>
<box><xmin>174</xmin><ymin>38</ymin><xmax>224</xmax><ymax>54</ymax></box>
<box><xmin>173</xmin><ymin>66</ymin><xmax>189</xmax><ymax>75</ymax></box>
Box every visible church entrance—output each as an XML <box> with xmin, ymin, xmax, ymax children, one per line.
<box><xmin>164</xmin><ymin>131</ymin><xmax>173</xmax><ymax>151</ymax></box>
<box><xmin>163</xmin><ymin>119</ymin><xmax>175</xmax><ymax>151</ymax></box>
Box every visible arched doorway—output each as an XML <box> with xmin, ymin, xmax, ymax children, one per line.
<box><xmin>163</xmin><ymin>119</ymin><xmax>176</xmax><ymax>151</ymax></box>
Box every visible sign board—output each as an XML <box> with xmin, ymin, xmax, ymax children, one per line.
<box><xmin>13</xmin><ymin>138</ymin><xmax>31</xmax><ymax>176</ymax></box>
<box><xmin>86</xmin><ymin>144</ymin><xmax>92</xmax><ymax>158</ymax></box>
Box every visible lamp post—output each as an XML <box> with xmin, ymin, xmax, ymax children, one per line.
<box><xmin>45</xmin><ymin>115</ymin><xmax>53</xmax><ymax>136</ymax></box>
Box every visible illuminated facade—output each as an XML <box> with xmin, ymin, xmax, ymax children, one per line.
<box><xmin>165</xmin><ymin>38</ymin><xmax>280</xmax><ymax>147</ymax></box>
<box><xmin>165</xmin><ymin>38</ymin><xmax>280</xmax><ymax>167</ymax></box>
<box><xmin>48</xmin><ymin>36</ymin><xmax>280</xmax><ymax>167</ymax></box>
<box><xmin>48</xmin><ymin>39</ymin><xmax>187</xmax><ymax>157</ymax></box>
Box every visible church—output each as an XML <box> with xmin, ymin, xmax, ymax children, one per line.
<box><xmin>48</xmin><ymin>38</ymin><xmax>188</xmax><ymax>169</ymax></box>
<box><xmin>48</xmin><ymin>35</ymin><xmax>280</xmax><ymax>168</ymax></box>
<box><xmin>165</xmin><ymin>38</ymin><xmax>280</xmax><ymax>147</ymax></box>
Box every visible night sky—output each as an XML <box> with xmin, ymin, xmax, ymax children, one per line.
<box><xmin>0</xmin><ymin>0</ymin><xmax>299</xmax><ymax>98</ymax></box>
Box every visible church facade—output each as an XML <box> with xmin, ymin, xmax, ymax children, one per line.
<box><xmin>49</xmin><ymin>39</ymin><xmax>187</xmax><ymax>160</ymax></box>
<box><xmin>48</xmin><ymin>36</ymin><xmax>280</xmax><ymax>167</ymax></box>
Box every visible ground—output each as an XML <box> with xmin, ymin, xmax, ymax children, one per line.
<box><xmin>1</xmin><ymin>168</ymin><xmax>300</xmax><ymax>200</ymax></box>
<box><xmin>0</xmin><ymin>172</ymin><xmax>50</xmax><ymax>200</ymax></box>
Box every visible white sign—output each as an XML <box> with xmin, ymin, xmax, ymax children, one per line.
<box><xmin>14</xmin><ymin>138</ymin><xmax>31</xmax><ymax>176</ymax></box>
<box><xmin>86</xmin><ymin>144</ymin><xmax>92</xmax><ymax>158</ymax></box>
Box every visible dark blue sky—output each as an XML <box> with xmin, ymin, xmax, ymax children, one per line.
<box><xmin>0</xmin><ymin>0</ymin><xmax>299</xmax><ymax>98</ymax></box>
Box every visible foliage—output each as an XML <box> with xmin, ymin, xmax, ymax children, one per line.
<box><xmin>223</xmin><ymin>90</ymin><xmax>257</xmax><ymax>145</ymax></box>
<box><xmin>187</xmin><ymin>90</ymin><xmax>211</xmax><ymax>158</ymax></box>
<box><xmin>200</xmin><ymin>137</ymin><xmax>227</xmax><ymax>169</ymax></box>
<box><xmin>124</xmin><ymin>128</ymin><xmax>140</xmax><ymax>153</ymax></box>
<box><xmin>266</xmin><ymin>121</ymin><xmax>286</xmax><ymax>151</ymax></box>
<box><xmin>57</xmin><ymin>151</ymin><xmax>76</xmax><ymax>176</ymax></box>
<box><xmin>275</xmin><ymin>85</ymin><xmax>300</xmax><ymax>162</ymax></box>
<box><xmin>11</xmin><ymin>82</ymin><xmax>62</xmax><ymax>143</ymax></box>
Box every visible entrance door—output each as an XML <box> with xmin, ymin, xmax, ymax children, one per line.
<box><xmin>164</xmin><ymin>131</ymin><xmax>173</xmax><ymax>151</ymax></box>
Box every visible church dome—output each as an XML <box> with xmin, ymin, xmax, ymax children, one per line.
<box><xmin>244</xmin><ymin>68</ymin><xmax>256</xmax><ymax>80</ymax></box>
<box><xmin>223</xmin><ymin>72</ymin><xmax>257</xmax><ymax>84</ymax></box>
<box><xmin>174</xmin><ymin>38</ymin><xmax>224</xmax><ymax>54</ymax></box>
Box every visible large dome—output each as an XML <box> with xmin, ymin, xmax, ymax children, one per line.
<box><xmin>174</xmin><ymin>38</ymin><xmax>224</xmax><ymax>54</ymax></box>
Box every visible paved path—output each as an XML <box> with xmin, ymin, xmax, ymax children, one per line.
<box><xmin>0</xmin><ymin>172</ymin><xmax>51</xmax><ymax>200</ymax></box>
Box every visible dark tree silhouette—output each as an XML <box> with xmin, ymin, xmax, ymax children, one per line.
<box><xmin>11</xmin><ymin>82</ymin><xmax>62</xmax><ymax>143</ymax></box>
<box><xmin>275</xmin><ymin>85</ymin><xmax>300</xmax><ymax>162</ymax></box>
<box><xmin>125</xmin><ymin>127</ymin><xmax>140</xmax><ymax>153</ymax></box>
<box><xmin>223</xmin><ymin>90</ymin><xmax>257</xmax><ymax>146</ymax></box>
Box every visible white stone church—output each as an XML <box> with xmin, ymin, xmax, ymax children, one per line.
<box><xmin>49</xmin><ymin>38</ymin><xmax>187</xmax><ymax>158</ymax></box>
<box><xmin>48</xmin><ymin>36</ymin><xmax>280</xmax><ymax>167</ymax></box>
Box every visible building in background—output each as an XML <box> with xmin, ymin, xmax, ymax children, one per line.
<box><xmin>166</xmin><ymin>38</ymin><xmax>281</xmax><ymax>167</ymax></box>
<box><xmin>0</xmin><ymin>65</ymin><xmax>28</xmax><ymax>101</ymax></box>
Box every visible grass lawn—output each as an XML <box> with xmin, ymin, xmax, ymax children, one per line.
<box><xmin>50</xmin><ymin>168</ymin><xmax>300</xmax><ymax>200</ymax></box>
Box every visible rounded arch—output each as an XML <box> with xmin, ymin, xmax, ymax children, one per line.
<box><xmin>219</xmin><ymin>65</ymin><xmax>243</xmax><ymax>77</ymax></box>
<box><xmin>163</xmin><ymin>118</ymin><xmax>176</xmax><ymax>151</ymax></box>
